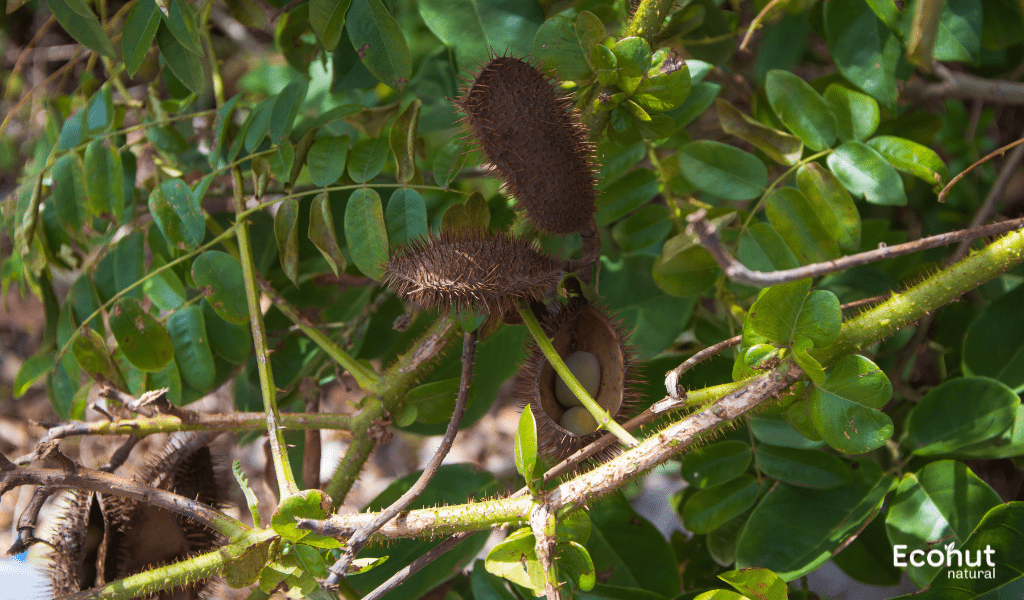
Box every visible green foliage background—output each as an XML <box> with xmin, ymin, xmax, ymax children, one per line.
<box><xmin>2</xmin><ymin>0</ymin><xmax>1024</xmax><ymax>598</ymax></box>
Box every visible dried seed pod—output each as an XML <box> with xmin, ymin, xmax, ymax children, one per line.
<box><xmin>46</xmin><ymin>433</ymin><xmax>230</xmax><ymax>600</ymax></box>
<box><xmin>383</xmin><ymin>228</ymin><xmax>563</xmax><ymax>316</ymax></box>
<box><xmin>518</xmin><ymin>298</ymin><xmax>639</xmax><ymax>459</ymax></box>
<box><xmin>456</xmin><ymin>55</ymin><xmax>598</xmax><ymax>235</ymax></box>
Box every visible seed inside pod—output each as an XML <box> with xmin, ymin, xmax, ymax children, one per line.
<box><xmin>560</xmin><ymin>406</ymin><xmax>599</xmax><ymax>436</ymax></box>
<box><xmin>518</xmin><ymin>299</ymin><xmax>637</xmax><ymax>459</ymax></box>
<box><xmin>554</xmin><ymin>350</ymin><xmax>601</xmax><ymax>408</ymax></box>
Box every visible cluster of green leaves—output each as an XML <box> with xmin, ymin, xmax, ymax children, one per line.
<box><xmin>4</xmin><ymin>0</ymin><xmax>1024</xmax><ymax>598</ymax></box>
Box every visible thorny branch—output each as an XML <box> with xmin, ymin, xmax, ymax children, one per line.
<box><xmin>324</xmin><ymin>331</ymin><xmax>479</xmax><ymax>587</ymax></box>
<box><xmin>687</xmin><ymin>209</ymin><xmax>1024</xmax><ymax>287</ymax></box>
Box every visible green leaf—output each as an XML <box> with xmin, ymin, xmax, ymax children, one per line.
<box><xmin>716</xmin><ymin>98</ymin><xmax>803</xmax><ymax>166</ymax></box>
<box><xmin>793</xmin><ymin>337</ymin><xmax>827</xmax><ymax>384</ymax></box>
<box><xmin>344</xmin><ymin>188</ymin><xmax>388</xmax><ymax>279</ymax></box>
<box><xmin>824</xmin><ymin>84</ymin><xmax>880</xmax><ymax>142</ymax></box>
<box><xmin>109</xmin><ymin>297</ymin><xmax>174</xmax><ymax>372</ymax></box>
<box><xmin>389</xmin><ymin>99</ymin><xmax>422</xmax><ymax>184</ymax></box>
<box><xmin>766</xmin><ymin>187</ymin><xmax>843</xmax><ymax>264</ymax></box>
<box><xmin>166</xmin><ymin>0</ymin><xmax>203</xmax><ymax>56</ymax></box>
<box><xmin>809</xmin><ymin>354</ymin><xmax>894</xmax><ymax>454</ymax></box>
<box><xmin>737</xmin><ymin>222</ymin><xmax>801</xmax><ymax>274</ymax></box>
<box><xmin>678</xmin><ymin>141</ymin><xmax>767</xmax><ymax>201</ymax></box>
<box><xmin>149</xmin><ymin>178</ymin><xmax>204</xmax><ymax>251</ymax></box>
<box><xmin>514</xmin><ymin>405</ymin><xmax>538</xmax><ymax>487</ymax></box>
<box><xmin>418</xmin><ymin>0</ymin><xmax>542</xmax><ymax>67</ymax></box>
<box><xmin>244</xmin><ymin>98</ymin><xmax>273</xmax><ymax>153</ymax></box>
<box><xmin>561</xmin><ymin>541</ymin><xmax>597</xmax><ymax>592</ymax></box>
<box><xmin>795</xmin><ymin>163</ymin><xmax>860</xmax><ymax>252</ymax></box>
<box><xmin>155</xmin><ymin>23</ymin><xmax>206</xmax><ymax>95</ymax></box>
<box><xmin>866</xmin><ymin>135</ymin><xmax>949</xmax><ymax>191</ymax></box>
<box><xmin>274</xmin><ymin>199</ymin><xmax>300</xmax><ymax>286</ymax></box>
<box><xmin>308</xmin><ymin>192</ymin><xmax>347</xmax><ymax>277</ymax></box>
<box><xmin>736</xmin><ymin>459</ymin><xmax>895</xmax><ymax>580</ymax></box>
<box><xmin>209</xmin><ymin>95</ymin><xmax>241</xmax><ymax>169</ymax></box>
<box><xmin>306</xmin><ymin>135</ymin><xmax>350</xmax><ymax>187</ymax></box>
<box><xmin>383</xmin><ymin>188</ymin><xmax>427</xmax><ymax>247</ymax></box>
<box><xmin>907</xmin><ymin>503</ymin><xmax>1024</xmax><ymax>600</ymax></box>
<box><xmin>653</xmin><ymin>239</ymin><xmax>720</xmax><ymax>297</ymax></box>
<box><xmin>902</xmin><ymin>0</ymin><xmax>982</xmax><ymax>63</ymax></box>
<box><xmin>612</xmin><ymin>37</ymin><xmax>652</xmax><ymax>95</ymax></box>
<box><xmin>192</xmin><ymin>251</ymin><xmax>249</xmax><ymax>325</ymax></box>
<box><xmin>718</xmin><ymin>568</ymin><xmax>788</xmax><ymax>600</ymax></box>
<box><xmin>886</xmin><ymin>460</ymin><xmax>1002</xmax><ymax>587</ymax></box>
<box><xmin>310</xmin><ymin>0</ymin><xmax>351</xmax><ymax>51</ymax></box>
<box><xmin>611</xmin><ymin>204</ymin><xmax>673</xmax><ymax>253</ymax></box>
<box><xmin>347</xmin><ymin>136</ymin><xmax>390</xmax><ymax>184</ymax></box>
<box><xmin>633</xmin><ymin>49</ymin><xmax>691</xmax><ymax>112</ymax></box>
<box><xmin>71</xmin><ymin>327</ymin><xmax>124</xmax><ymax>389</ymax></box>
<box><xmin>464</xmin><ymin>191</ymin><xmax>490</xmax><ymax>230</ymax></box>
<box><xmin>202</xmin><ymin>300</ymin><xmax>251</xmax><ymax>364</ymax></box>
<box><xmin>432</xmin><ymin>137</ymin><xmax>467</xmax><ymax>189</ymax></box>
<box><xmin>756</xmin><ymin>445</ymin><xmax>853</xmax><ymax>489</ymax></box>
<box><xmin>765</xmin><ymin>70</ymin><xmax>838</xmax><ymax>151</ymax></box>
<box><xmin>48</xmin><ymin>0</ymin><xmax>116</xmax><ymax>58</ymax></box>
<box><xmin>123</xmin><ymin>0</ymin><xmax>161</xmax><ymax>76</ymax></box>
<box><xmin>14</xmin><ymin>351</ymin><xmax>56</xmax><ymax>398</ymax></box>
<box><xmin>824</xmin><ymin>0</ymin><xmax>900</xmax><ymax>108</ymax></box>
<box><xmin>749</xmin><ymin>415</ymin><xmax>826</xmax><ymax>449</ymax></box>
<box><xmin>485</xmin><ymin>529</ymin><xmax>544</xmax><ymax>593</ymax></box>
<box><xmin>144</xmin><ymin>255</ymin><xmax>186</xmax><ymax>311</ymax></box>
<box><xmin>84</xmin><ymin>139</ymin><xmax>124</xmax><ymax>222</ymax></box>
<box><xmin>346</xmin><ymin>0</ymin><xmax>412</xmax><ymax>89</ymax></box>
<box><xmin>827</xmin><ymin>140</ymin><xmax>908</xmax><ymax>205</ymax></box>
<box><xmin>595</xmin><ymin>168</ymin><xmax>660</xmax><ymax>225</ymax></box>
<box><xmin>269</xmin><ymin>80</ymin><xmax>308</xmax><ymax>144</ymax></box>
<box><xmin>271</xmin><ymin>489</ymin><xmax>335</xmax><ymax>545</ymax></box>
<box><xmin>905</xmin><ymin>377</ymin><xmax>1019</xmax><ymax>456</ymax></box>
<box><xmin>167</xmin><ymin>305</ymin><xmax>216</xmax><ymax>392</ymax></box>
<box><xmin>748</xmin><ymin>280</ymin><xmax>841</xmax><ymax>347</ymax></box>
<box><xmin>51</xmin><ymin>153</ymin><xmax>85</xmax><ymax>231</ymax></box>
<box><xmin>832</xmin><ymin>514</ymin><xmax>902</xmax><ymax>586</ymax></box>
<box><xmin>587</xmin><ymin>493</ymin><xmax>681</xmax><ymax>597</ymax></box>
<box><xmin>682</xmin><ymin>475</ymin><xmax>760</xmax><ymax>534</ymax></box>
<box><xmin>963</xmin><ymin>283</ymin><xmax>1024</xmax><ymax>392</ymax></box>
<box><xmin>679</xmin><ymin>440</ymin><xmax>752</xmax><ymax>489</ymax></box>
<box><xmin>471</xmin><ymin>560</ymin><xmax>518</xmax><ymax>600</ymax></box>
<box><xmin>531</xmin><ymin>11</ymin><xmax>604</xmax><ymax>81</ymax></box>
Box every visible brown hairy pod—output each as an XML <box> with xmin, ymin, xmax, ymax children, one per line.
<box><xmin>456</xmin><ymin>55</ymin><xmax>598</xmax><ymax>235</ymax></box>
<box><xmin>518</xmin><ymin>298</ymin><xmax>639</xmax><ymax>459</ymax></box>
<box><xmin>46</xmin><ymin>433</ymin><xmax>231</xmax><ymax>599</ymax></box>
<box><xmin>383</xmin><ymin>228</ymin><xmax>563</xmax><ymax>316</ymax></box>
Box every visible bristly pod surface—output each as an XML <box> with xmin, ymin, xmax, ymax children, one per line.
<box><xmin>382</xmin><ymin>228</ymin><xmax>563</xmax><ymax>316</ymax></box>
<box><xmin>46</xmin><ymin>433</ymin><xmax>230</xmax><ymax>599</ymax></box>
<box><xmin>518</xmin><ymin>298</ymin><xmax>638</xmax><ymax>459</ymax></box>
<box><xmin>456</xmin><ymin>55</ymin><xmax>598</xmax><ymax>235</ymax></box>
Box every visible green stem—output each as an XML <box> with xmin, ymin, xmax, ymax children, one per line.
<box><xmin>625</xmin><ymin>0</ymin><xmax>675</xmax><ymax>39</ymax></box>
<box><xmin>65</xmin><ymin>528</ymin><xmax>277</xmax><ymax>600</ymax></box>
<box><xmin>231</xmin><ymin>167</ymin><xmax>299</xmax><ymax>498</ymax></box>
<box><xmin>817</xmin><ymin>226</ymin><xmax>1024</xmax><ymax>365</ymax></box>
<box><xmin>324</xmin><ymin>317</ymin><xmax>462</xmax><ymax>507</ymax></box>
<box><xmin>261</xmin><ymin>285</ymin><xmax>380</xmax><ymax>393</ymax></box>
<box><xmin>518</xmin><ymin>306</ymin><xmax>640</xmax><ymax>448</ymax></box>
<box><xmin>46</xmin><ymin>411</ymin><xmax>351</xmax><ymax>438</ymax></box>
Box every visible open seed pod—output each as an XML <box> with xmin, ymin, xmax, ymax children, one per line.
<box><xmin>46</xmin><ymin>433</ymin><xmax>230</xmax><ymax>599</ymax></box>
<box><xmin>455</xmin><ymin>55</ymin><xmax>598</xmax><ymax>235</ymax></box>
<box><xmin>383</xmin><ymin>228</ymin><xmax>563</xmax><ymax>317</ymax></box>
<box><xmin>518</xmin><ymin>298</ymin><xmax>638</xmax><ymax>459</ymax></box>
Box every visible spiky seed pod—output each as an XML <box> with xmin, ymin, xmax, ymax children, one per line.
<box><xmin>456</xmin><ymin>55</ymin><xmax>598</xmax><ymax>235</ymax></box>
<box><xmin>383</xmin><ymin>228</ymin><xmax>563</xmax><ymax>316</ymax></box>
<box><xmin>518</xmin><ymin>298</ymin><xmax>640</xmax><ymax>460</ymax></box>
<box><xmin>48</xmin><ymin>491</ymin><xmax>104</xmax><ymax>595</ymax></box>
<box><xmin>46</xmin><ymin>433</ymin><xmax>230</xmax><ymax>600</ymax></box>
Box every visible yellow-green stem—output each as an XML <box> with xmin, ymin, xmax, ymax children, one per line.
<box><xmin>231</xmin><ymin>167</ymin><xmax>299</xmax><ymax>497</ymax></box>
<box><xmin>519</xmin><ymin>306</ymin><xmax>639</xmax><ymax>448</ymax></box>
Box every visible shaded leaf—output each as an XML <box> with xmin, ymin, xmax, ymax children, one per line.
<box><xmin>192</xmin><ymin>251</ymin><xmax>249</xmax><ymax>325</ymax></box>
<box><xmin>678</xmin><ymin>141</ymin><xmax>767</xmax><ymax>201</ymax></box>
<box><xmin>274</xmin><ymin>199</ymin><xmax>300</xmax><ymax>286</ymax></box>
<box><xmin>765</xmin><ymin>70</ymin><xmax>838</xmax><ymax>151</ymax></box>
<box><xmin>905</xmin><ymin>377</ymin><xmax>1018</xmax><ymax>456</ymax></box>
<box><xmin>344</xmin><ymin>188</ymin><xmax>388</xmax><ymax>279</ymax></box>
<box><xmin>531</xmin><ymin>11</ymin><xmax>604</xmax><ymax>81</ymax></box>
<box><xmin>123</xmin><ymin>0</ymin><xmax>161</xmax><ymax>76</ymax></box>
<box><xmin>389</xmin><ymin>99</ymin><xmax>422</xmax><ymax>184</ymax></box>
<box><xmin>109</xmin><ymin>297</ymin><xmax>174</xmax><ymax>372</ymax></box>
<box><xmin>717</xmin><ymin>98</ymin><xmax>803</xmax><ymax>166</ymax></box>
<box><xmin>795</xmin><ymin>163</ymin><xmax>860</xmax><ymax>252</ymax></box>
<box><xmin>827</xmin><ymin>140</ymin><xmax>907</xmax><ymax>205</ymax></box>
<box><xmin>679</xmin><ymin>440</ymin><xmax>752</xmax><ymax>489</ymax></box>
<box><xmin>48</xmin><ymin>0</ymin><xmax>116</xmax><ymax>58</ymax></box>
<box><xmin>766</xmin><ymin>187</ymin><xmax>843</xmax><ymax>264</ymax></box>
<box><xmin>155</xmin><ymin>23</ymin><xmax>205</xmax><ymax>95</ymax></box>
<box><xmin>310</xmin><ymin>0</ymin><xmax>351</xmax><ymax>51</ymax></box>
<box><xmin>346</xmin><ymin>0</ymin><xmax>412</xmax><ymax>89</ymax></box>
<box><xmin>309</xmin><ymin>192</ymin><xmax>347</xmax><ymax>276</ymax></box>
<box><xmin>824</xmin><ymin>84</ymin><xmax>880</xmax><ymax>142</ymax></box>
